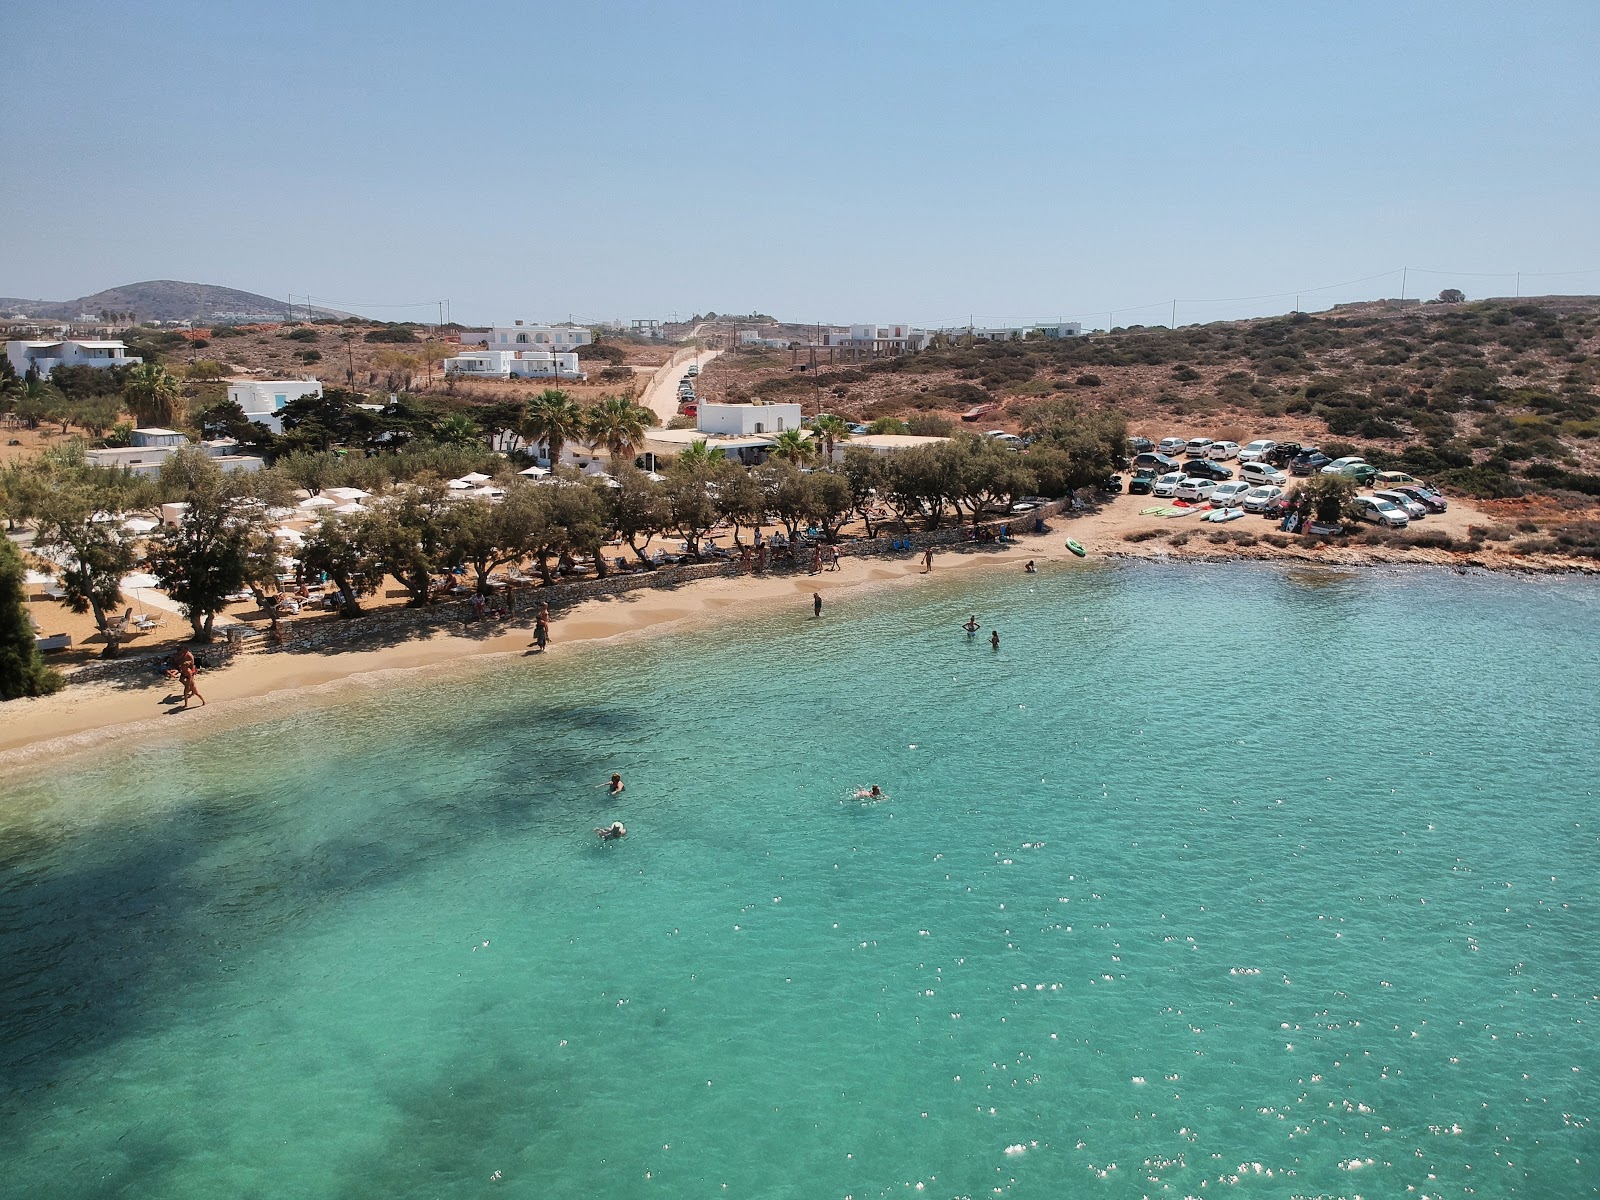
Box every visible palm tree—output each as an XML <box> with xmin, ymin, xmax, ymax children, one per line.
<box><xmin>432</xmin><ymin>412</ymin><xmax>483</xmax><ymax>447</ymax></box>
<box><xmin>585</xmin><ymin>394</ymin><xmax>654</xmax><ymax>468</ymax></box>
<box><xmin>768</xmin><ymin>428</ymin><xmax>816</xmax><ymax>466</ymax></box>
<box><xmin>675</xmin><ymin>439</ymin><xmax>726</xmax><ymax>467</ymax></box>
<box><xmin>122</xmin><ymin>362</ymin><xmax>182</xmax><ymax>428</ymax></box>
<box><xmin>520</xmin><ymin>388</ymin><xmax>585</xmax><ymax>467</ymax></box>
<box><xmin>812</xmin><ymin>414</ymin><xmax>852</xmax><ymax>461</ymax></box>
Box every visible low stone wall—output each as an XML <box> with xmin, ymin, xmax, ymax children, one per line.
<box><xmin>840</xmin><ymin>495</ymin><xmax>1072</xmax><ymax>559</ymax></box>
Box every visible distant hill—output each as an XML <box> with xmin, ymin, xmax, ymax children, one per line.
<box><xmin>0</xmin><ymin>280</ymin><xmax>352</xmax><ymax>324</ymax></box>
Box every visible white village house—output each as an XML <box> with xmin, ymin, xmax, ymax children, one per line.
<box><xmin>226</xmin><ymin>379</ymin><xmax>323</xmax><ymax>434</ymax></box>
<box><xmin>822</xmin><ymin>324</ymin><xmax>933</xmax><ymax>356</ymax></box>
<box><xmin>6</xmin><ymin>338</ymin><xmax>141</xmax><ymax>379</ymax></box>
<box><xmin>643</xmin><ymin>401</ymin><xmax>806</xmax><ymax>467</ymax></box>
<box><xmin>442</xmin><ymin>349</ymin><xmax>585</xmax><ymax>381</ymax></box>
<box><xmin>85</xmin><ymin>428</ymin><xmax>264</xmax><ymax>477</ymax></box>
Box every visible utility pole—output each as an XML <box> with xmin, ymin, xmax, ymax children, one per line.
<box><xmin>1400</xmin><ymin>267</ymin><xmax>1407</xmax><ymax>302</ymax></box>
<box><xmin>1516</xmin><ymin>272</ymin><xmax>1520</xmax><ymax>298</ymax></box>
<box><xmin>1171</xmin><ymin>299</ymin><xmax>1177</xmax><ymax>329</ymax></box>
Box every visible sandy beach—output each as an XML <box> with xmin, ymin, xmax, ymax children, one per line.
<box><xmin>4</xmin><ymin>489</ymin><xmax>1590</xmax><ymax>773</ymax></box>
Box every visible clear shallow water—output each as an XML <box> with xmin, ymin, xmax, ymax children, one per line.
<box><xmin>2</xmin><ymin>561</ymin><xmax>1597</xmax><ymax>1199</ymax></box>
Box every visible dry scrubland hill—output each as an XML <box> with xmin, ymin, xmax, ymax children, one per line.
<box><xmin>701</xmin><ymin>298</ymin><xmax>1600</xmax><ymax>504</ymax></box>
<box><xmin>0</xmin><ymin>280</ymin><xmax>349</xmax><ymax>324</ymax></box>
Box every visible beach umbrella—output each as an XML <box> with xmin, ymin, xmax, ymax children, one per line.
<box><xmin>447</xmin><ymin>478</ymin><xmax>472</xmax><ymax>489</ymax></box>
<box><xmin>333</xmin><ymin>503</ymin><xmax>365</xmax><ymax>514</ymax></box>
<box><xmin>120</xmin><ymin>571</ymin><xmax>161</xmax><ymax>615</ymax></box>
<box><xmin>122</xmin><ymin>516</ymin><xmax>160</xmax><ymax>533</ymax></box>
<box><xmin>274</xmin><ymin>527</ymin><xmax>305</xmax><ymax>544</ymax></box>
<box><xmin>298</xmin><ymin>495</ymin><xmax>336</xmax><ymax>509</ymax></box>
<box><xmin>458</xmin><ymin>472</ymin><xmax>492</xmax><ymax>484</ymax></box>
<box><xmin>518</xmin><ymin>465</ymin><xmax>550</xmax><ymax>478</ymax></box>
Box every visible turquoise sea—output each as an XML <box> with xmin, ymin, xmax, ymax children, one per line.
<box><xmin>1</xmin><ymin>561</ymin><xmax>1596</xmax><ymax>1199</ymax></box>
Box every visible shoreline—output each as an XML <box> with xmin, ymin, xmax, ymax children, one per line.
<box><xmin>3</xmin><ymin>526</ymin><xmax>1594</xmax><ymax>775</ymax></box>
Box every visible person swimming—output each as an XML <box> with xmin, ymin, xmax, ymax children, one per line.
<box><xmin>608</xmin><ymin>773</ymin><xmax>624</xmax><ymax>795</ymax></box>
<box><xmin>596</xmin><ymin>822</ymin><xmax>627</xmax><ymax>841</ymax></box>
<box><xmin>962</xmin><ymin>615</ymin><xmax>980</xmax><ymax>635</ymax></box>
<box><xmin>854</xmin><ymin>784</ymin><xmax>884</xmax><ymax>799</ymax></box>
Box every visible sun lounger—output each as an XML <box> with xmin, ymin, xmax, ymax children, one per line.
<box><xmin>36</xmin><ymin>634</ymin><xmax>72</xmax><ymax>652</ymax></box>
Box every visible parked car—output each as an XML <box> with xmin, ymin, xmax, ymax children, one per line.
<box><xmin>1128</xmin><ymin>436</ymin><xmax>1155</xmax><ymax>456</ymax></box>
<box><xmin>1265</xmin><ymin>441</ymin><xmax>1304</xmax><ymax>467</ymax></box>
<box><xmin>686</xmin><ymin>364</ymin><xmax>700</xmax><ymax>376</ymax></box>
<box><xmin>1182</xmin><ymin>458</ymin><xmax>1234</xmax><ymax>481</ymax></box>
<box><xmin>1238</xmin><ymin>439</ymin><xmax>1278</xmax><ymax>463</ymax></box>
<box><xmin>848</xmin><ymin>422</ymin><xmax>870</xmax><ymax>435</ymax></box>
<box><xmin>1184</xmin><ymin>437</ymin><xmax>1213</xmax><ymax>458</ymax></box>
<box><xmin>1321</xmin><ymin>457</ymin><xmax>1379</xmax><ymax>484</ymax></box>
<box><xmin>1174</xmin><ymin>478</ymin><xmax>1218</xmax><ymax>502</ymax></box>
<box><xmin>1240</xmin><ymin>461</ymin><xmax>1288</xmax><ymax>487</ymax></box>
<box><xmin>1132</xmin><ymin>451</ymin><xmax>1181</xmax><ymax>474</ymax></box>
<box><xmin>1152</xmin><ymin>471</ymin><xmax>1187</xmax><ymax>497</ymax></box>
<box><xmin>1351</xmin><ymin>495</ymin><xmax>1410</xmax><ymax>527</ymax></box>
<box><xmin>1210</xmin><ymin>481</ymin><xmax>1253</xmax><ymax>507</ymax></box>
<box><xmin>1207</xmin><ymin>440</ymin><xmax>1241</xmax><ymax>461</ymax></box>
<box><xmin>1373</xmin><ymin>469</ymin><xmax>1421</xmax><ymax>487</ymax></box>
<box><xmin>986</xmin><ymin>431</ymin><xmax>1025</xmax><ymax>450</ymax></box>
<box><xmin>1290</xmin><ymin>449</ymin><xmax>1331</xmax><ymax>475</ymax></box>
<box><xmin>1388</xmin><ymin>483</ymin><xmax>1448</xmax><ymax>513</ymax></box>
<box><xmin>1100</xmin><ymin>474</ymin><xmax>1123</xmax><ymax>492</ymax></box>
<box><xmin>1128</xmin><ymin>469</ymin><xmax>1157</xmax><ymax>495</ymax></box>
<box><xmin>1373</xmin><ymin>489</ymin><xmax>1429</xmax><ymax>519</ymax></box>
<box><xmin>1241</xmin><ymin>484</ymin><xmax>1284</xmax><ymax>512</ymax></box>
<box><xmin>1158</xmin><ymin>437</ymin><xmax>1189</xmax><ymax>458</ymax></box>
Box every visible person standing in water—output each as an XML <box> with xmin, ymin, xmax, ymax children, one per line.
<box><xmin>962</xmin><ymin>615</ymin><xmax>980</xmax><ymax>636</ymax></box>
<box><xmin>813</xmin><ymin>592</ymin><xmax>823</xmax><ymax>618</ymax></box>
<box><xmin>990</xmin><ymin>630</ymin><xmax>1000</xmax><ymax>650</ymax></box>
<box><xmin>608</xmin><ymin>773</ymin><xmax>625</xmax><ymax>795</ymax></box>
<box><xmin>1025</xmin><ymin>560</ymin><xmax>1037</xmax><ymax>574</ymax></box>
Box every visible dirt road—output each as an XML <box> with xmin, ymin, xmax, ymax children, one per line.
<box><xmin>640</xmin><ymin>347</ymin><xmax>723</xmax><ymax>426</ymax></box>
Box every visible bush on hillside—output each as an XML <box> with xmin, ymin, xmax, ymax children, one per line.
<box><xmin>365</xmin><ymin>325</ymin><xmax>419</xmax><ymax>344</ymax></box>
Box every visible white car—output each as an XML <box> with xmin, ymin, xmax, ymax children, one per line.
<box><xmin>1158</xmin><ymin>437</ymin><xmax>1188</xmax><ymax>458</ymax></box>
<box><xmin>1241</xmin><ymin>484</ymin><xmax>1283</xmax><ymax>512</ymax></box>
<box><xmin>1321</xmin><ymin>456</ymin><xmax>1374</xmax><ymax>480</ymax></box>
<box><xmin>1184</xmin><ymin>437</ymin><xmax>1213</xmax><ymax>458</ymax></box>
<box><xmin>1207</xmin><ymin>440</ymin><xmax>1240</xmax><ymax>461</ymax></box>
<box><xmin>1174</xmin><ymin>478</ymin><xmax>1217</xmax><ymax>502</ymax></box>
<box><xmin>1351</xmin><ymin>496</ymin><xmax>1409</xmax><ymax>527</ymax></box>
<box><xmin>1237</xmin><ymin>439</ymin><xmax>1277</xmax><ymax>463</ymax></box>
<box><xmin>1240</xmin><ymin>461</ymin><xmax>1287</xmax><ymax>486</ymax></box>
<box><xmin>1372</xmin><ymin>489</ymin><xmax>1428</xmax><ymax>519</ymax></box>
<box><xmin>985</xmin><ymin>430</ymin><xmax>1024</xmax><ymax>449</ymax></box>
<box><xmin>1152</xmin><ymin>471</ymin><xmax>1187</xmax><ymax>497</ymax></box>
<box><xmin>1210</xmin><ymin>481</ymin><xmax>1252</xmax><ymax>507</ymax></box>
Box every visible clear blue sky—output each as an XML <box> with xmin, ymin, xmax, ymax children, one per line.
<box><xmin>4</xmin><ymin>0</ymin><xmax>1598</xmax><ymax>328</ymax></box>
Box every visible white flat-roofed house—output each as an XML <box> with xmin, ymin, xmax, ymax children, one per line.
<box><xmin>227</xmin><ymin>379</ymin><xmax>323</xmax><ymax>434</ymax></box>
<box><xmin>484</xmin><ymin>321</ymin><xmax>592</xmax><ymax>351</ymax></box>
<box><xmin>1030</xmin><ymin>322</ymin><xmax>1083</xmax><ymax>339</ymax></box>
<box><xmin>86</xmin><ymin>430</ymin><xmax>263</xmax><ymax>477</ymax></box>
<box><xmin>829</xmin><ymin>433</ymin><xmax>950</xmax><ymax>462</ymax></box>
<box><xmin>822</xmin><ymin>324</ymin><xmax>931</xmax><ymax>356</ymax></box>
<box><xmin>442</xmin><ymin>349</ymin><xmax>585</xmax><ymax>381</ymax></box>
<box><xmin>696</xmin><ymin>401</ymin><xmax>803</xmax><ymax>438</ymax></box>
<box><xmin>6</xmin><ymin>338</ymin><xmax>142</xmax><ymax>379</ymax></box>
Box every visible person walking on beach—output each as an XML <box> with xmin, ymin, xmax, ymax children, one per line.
<box><xmin>923</xmin><ymin>547</ymin><xmax>935</xmax><ymax>573</ymax></box>
<box><xmin>179</xmin><ymin>658</ymin><xmax>205</xmax><ymax>709</ymax></box>
<box><xmin>532</xmin><ymin>601</ymin><xmax>551</xmax><ymax>652</ymax></box>
<box><xmin>813</xmin><ymin>591</ymin><xmax>823</xmax><ymax>618</ymax></box>
<box><xmin>811</xmin><ymin>545</ymin><xmax>823</xmax><ymax>575</ymax></box>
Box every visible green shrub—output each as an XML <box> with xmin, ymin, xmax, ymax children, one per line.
<box><xmin>1122</xmin><ymin>528</ymin><xmax>1165</xmax><ymax>543</ymax></box>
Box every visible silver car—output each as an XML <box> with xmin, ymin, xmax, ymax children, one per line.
<box><xmin>1241</xmin><ymin>485</ymin><xmax>1283</xmax><ymax>512</ymax></box>
<box><xmin>1152</xmin><ymin>471</ymin><xmax>1187</xmax><ymax>497</ymax></box>
<box><xmin>1373</xmin><ymin>489</ymin><xmax>1428</xmax><ymax>520</ymax></box>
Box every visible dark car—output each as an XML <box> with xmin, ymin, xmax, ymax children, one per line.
<box><xmin>1265</xmin><ymin>441</ymin><xmax>1303</xmax><ymax>467</ymax></box>
<box><xmin>1131</xmin><ymin>451</ymin><xmax>1180</xmax><ymax>474</ymax></box>
<box><xmin>1128</xmin><ymin>468</ymin><xmax>1157</xmax><ymax>495</ymax></box>
<box><xmin>1101</xmin><ymin>474</ymin><xmax>1124</xmax><ymax>493</ymax></box>
<box><xmin>1128</xmin><ymin>436</ymin><xmax>1155</xmax><ymax>456</ymax></box>
<box><xmin>1388</xmin><ymin>483</ymin><xmax>1448</xmax><ymax>513</ymax></box>
<box><xmin>1182</xmin><ymin>458</ymin><xmax>1234</xmax><ymax>481</ymax></box>
<box><xmin>1290</xmin><ymin>449</ymin><xmax>1330</xmax><ymax>475</ymax></box>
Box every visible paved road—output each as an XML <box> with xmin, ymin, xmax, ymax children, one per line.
<box><xmin>639</xmin><ymin>346</ymin><xmax>723</xmax><ymax>426</ymax></box>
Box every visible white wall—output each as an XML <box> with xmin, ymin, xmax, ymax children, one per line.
<box><xmin>227</xmin><ymin>379</ymin><xmax>323</xmax><ymax>434</ymax></box>
<box><xmin>697</xmin><ymin>402</ymin><xmax>802</xmax><ymax>437</ymax></box>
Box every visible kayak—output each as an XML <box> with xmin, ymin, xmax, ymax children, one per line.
<box><xmin>1066</xmin><ymin>539</ymin><xmax>1087</xmax><ymax>558</ymax></box>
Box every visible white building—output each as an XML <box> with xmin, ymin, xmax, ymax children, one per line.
<box><xmin>630</xmin><ymin>319</ymin><xmax>665</xmax><ymax>340</ymax></box>
<box><xmin>227</xmin><ymin>379</ymin><xmax>323</xmax><ymax>434</ymax></box>
<box><xmin>6</xmin><ymin>338</ymin><xmax>142</xmax><ymax>379</ymax></box>
<box><xmin>941</xmin><ymin>323</ymin><xmax>1083</xmax><ymax>342</ymax></box>
<box><xmin>822</xmin><ymin>324</ymin><xmax>932</xmax><ymax>355</ymax></box>
<box><xmin>459</xmin><ymin>321</ymin><xmax>593</xmax><ymax>351</ymax></box>
<box><xmin>86</xmin><ymin>429</ymin><xmax>263</xmax><ymax>477</ymax></box>
<box><xmin>830</xmin><ymin>433</ymin><xmax>950</xmax><ymax>462</ymax></box>
<box><xmin>442</xmin><ymin>349</ymin><xmax>585</xmax><ymax>381</ymax></box>
<box><xmin>737</xmin><ymin>330</ymin><xmax>793</xmax><ymax>349</ymax></box>
<box><xmin>696</xmin><ymin>401</ymin><xmax>803</xmax><ymax>437</ymax></box>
